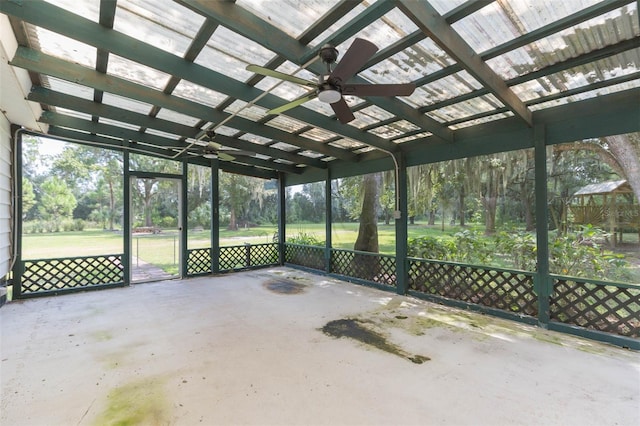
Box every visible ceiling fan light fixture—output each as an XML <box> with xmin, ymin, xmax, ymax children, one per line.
<box><xmin>318</xmin><ymin>88</ymin><xmax>341</xmax><ymax>104</ymax></box>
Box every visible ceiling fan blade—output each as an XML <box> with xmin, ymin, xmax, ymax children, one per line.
<box><xmin>330</xmin><ymin>97</ymin><xmax>355</xmax><ymax>124</ymax></box>
<box><xmin>218</xmin><ymin>149</ymin><xmax>255</xmax><ymax>157</ymax></box>
<box><xmin>217</xmin><ymin>152</ymin><xmax>236</xmax><ymax>161</ymax></box>
<box><xmin>268</xmin><ymin>91</ymin><xmax>317</xmax><ymax>115</ymax></box>
<box><xmin>246</xmin><ymin>64</ymin><xmax>316</xmax><ymax>87</ymax></box>
<box><xmin>329</xmin><ymin>38</ymin><xmax>378</xmax><ymax>85</ymax></box>
<box><xmin>342</xmin><ymin>83</ymin><xmax>416</xmax><ymax>97</ymax></box>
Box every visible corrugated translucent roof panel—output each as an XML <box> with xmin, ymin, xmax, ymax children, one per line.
<box><xmin>368</xmin><ymin>125</ymin><xmax>405</xmax><ymax>140</ymax></box>
<box><xmin>215</xmin><ymin>126</ymin><xmax>241</xmax><ymax>137</ymax></box>
<box><xmin>114</xmin><ymin>0</ymin><xmax>201</xmax><ymax>57</ymax></box>
<box><xmin>512</xmin><ymin>49</ymin><xmax>640</xmax><ymax>104</ymax></box>
<box><xmin>306</xmin><ymin>4</ymin><xmax>368</xmax><ymax>47</ymax></box>
<box><xmin>239</xmin><ymin>133</ymin><xmax>272</xmax><ymax>145</ymax></box>
<box><xmin>270</xmin><ymin>142</ymin><xmax>300</xmax><ymax>152</ymax></box>
<box><xmin>54</xmin><ymin>108</ymin><xmax>92</xmax><ymax>121</ymax></box>
<box><xmin>236</xmin><ymin>0</ymin><xmax>342</xmax><ymax>40</ymax></box>
<box><xmin>224</xmin><ymin>100</ymin><xmax>269</xmax><ymax>122</ymax></box>
<box><xmin>487</xmin><ymin>4</ymin><xmax>639</xmax><ymax>80</ymax></box>
<box><xmin>43</xmin><ymin>0</ymin><xmax>99</xmax><ymax>22</ymax></box>
<box><xmin>429</xmin><ymin>94</ymin><xmax>504</xmax><ymax>123</ymax></box>
<box><xmin>102</xmin><ymin>92</ymin><xmax>153</xmax><ymax>115</ymax></box>
<box><xmin>45</xmin><ymin>77</ymin><xmax>94</xmax><ymax>100</ymax></box>
<box><xmin>299</xmin><ymin>127</ymin><xmax>337</xmax><ymax>142</ymax></box>
<box><xmin>329</xmin><ymin>138</ymin><xmax>365</xmax><ymax>149</ymax></box>
<box><xmin>449</xmin><ymin>112</ymin><xmax>514</xmax><ymax>130</ymax></box>
<box><xmin>406</xmin><ymin>71</ymin><xmax>482</xmax><ymax>108</ymax></box>
<box><xmin>528</xmin><ymin>79</ymin><xmax>640</xmax><ymax>111</ymax></box>
<box><xmin>393</xmin><ymin>131</ymin><xmax>432</xmax><ymax>144</ymax></box>
<box><xmin>25</xmin><ymin>24</ymin><xmax>96</xmax><ymax>68</ymax></box>
<box><xmin>265</xmin><ymin>115</ymin><xmax>309</xmax><ymax>133</ymax></box>
<box><xmin>299</xmin><ymin>150</ymin><xmax>324</xmax><ymax>158</ymax></box>
<box><xmin>107</xmin><ymin>54</ymin><xmax>171</xmax><ymax>90</ymax></box>
<box><xmin>362</xmin><ymin>38</ymin><xmax>452</xmax><ymax>84</ymax></box>
<box><xmin>146</xmin><ymin>128</ymin><xmax>181</xmax><ymax>140</ymax></box>
<box><xmin>155</xmin><ymin>109</ymin><xmax>201</xmax><ymax>127</ymax></box>
<box><xmin>195</xmin><ymin>26</ymin><xmax>275</xmax><ymax>82</ymax></box>
<box><xmin>100</xmin><ymin>117</ymin><xmax>142</xmax><ymax>131</ymax></box>
<box><xmin>172</xmin><ymin>80</ymin><xmax>228</xmax><ymax>108</ymax></box>
<box><xmin>254</xmin><ymin>78</ymin><xmax>312</xmax><ymax>102</ymax></box>
<box><xmin>427</xmin><ymin>0</ymin><xmax>469</xmax><ymax>16</ymax></box>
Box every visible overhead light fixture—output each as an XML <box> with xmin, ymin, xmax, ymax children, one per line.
<box><xmin>318</xmin><ymin>88</ymin><xmax>341</xmax><ymax>104</ymax></box>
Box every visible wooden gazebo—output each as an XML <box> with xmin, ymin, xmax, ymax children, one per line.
<box><xmin>570</xmin><ymin>180</ymin><xmax>640</xmax><ymax>245</ymax></box>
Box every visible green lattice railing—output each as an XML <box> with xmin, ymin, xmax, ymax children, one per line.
<box><xmin>187</xmin><ymin>248</ymin><xmax>211</xmax><ymax>275</ymax></box>
<box><xmin>284</xmin><ymin>244</ymin><xmax>325</xmax><ymax>271</ymax></box>
<box><xmin>20</xmin><ymin>254</ymin><xmax>124</xmax><ymax>296</ymax></box>
<box><xmin>331</xmin><ymin>249</ymin><xmax>397</xmax><ymax>288</ymax></box>
<box><xmin>408</xmin><ymin>258</ymin><xmax>537</xmax><ymax>317</ymax></box>
<box><xmin>219</xmin><ymin>243</ymin><xmax>279</xmax><ymax>272</ymax></box>
<box><xmin>550</xmin><ymin>275</ymin><xmax>640</xmax><ymax>338</ymax></box>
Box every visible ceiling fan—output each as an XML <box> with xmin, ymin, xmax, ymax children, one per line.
<box><xmin>172</xmin><ymin>131</ymin><xmax>256</xmax><ymax>161</ymax></box>
<box><xmin>246</xmin><ymin>38</ymin><xmax>416</xmax><ymax>124</ymax></box>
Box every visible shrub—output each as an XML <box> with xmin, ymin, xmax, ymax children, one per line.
<box><xmin>287</xmin><ymin>232</ymin><xmax>324</xmax><ymax>246</ymax></box>
<box><xmin>407</xmin><ymin>236</ymin><xmax>455</xmax><ymax>261</ymax></box>
<box><xmin>453</xmin><ymin>230</ymin><xmax>492</xmax><ymax>264</ymax></box>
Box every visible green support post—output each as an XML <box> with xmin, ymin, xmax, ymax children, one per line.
<box><xmin>122</xmin><ymin>145</ymin><xmax>131</xmax><ymax>285</ymax></box>
<box><xmin>534</xmin><ymin>124</ymin><xmax>551</xmax><ymax>326</ymax></box>
<box><xmin>181</xmin><ymin>160</ymin><xmax>188</xmax><ymax>278</ymax></box>
<box><xmin>395</xmin><ymin>152</ymin><xmax>408</xmax><ymax>295</ymax></box>
<box><xmin>277</xmin><ymin>172</ymin><xmax>286</xmax><ymax>265</ymax></box>
<box><xmin>325</xmin><ymin>169</ymin><xmax>332</xmax><ymax>273</ymax></box>
<box><xmin>11</xmin><ymin>126</ymin><xmax>23</xmax><ymax>299</ymax></box>
<box><xmin>211</xmin><ymin>159</ymin><xmax>220</xmax><ymax>274</ymax></box>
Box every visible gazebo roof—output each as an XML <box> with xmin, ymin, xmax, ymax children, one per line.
<box><xmin>574</xmin><ymin>179</ymin><xmax>631</xmax><ymax>196</ymax></box>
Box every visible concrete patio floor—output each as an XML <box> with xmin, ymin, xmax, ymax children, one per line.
<box><xmin>1</xmin><ymin>267</ymin><xmax>638</xmax><ymax>426</ymax></box>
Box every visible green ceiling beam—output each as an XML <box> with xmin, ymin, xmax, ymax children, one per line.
<box><xmin>0</xmin><ymin>0</ymin><xmax>398</xmax><ymax>154</ymax></box>
<box><xmin>299</xmin><ymin>0</ymin><xmax>396</xmax><ymax>63</ymax></box>
<box><xmin>29</xmin><ymin>86</ymin><xmax>199</xmax><ymax>137</ymax></box>
<box><xmin>43</xmin><ymin>114</ymin><xmax>299</xmax><ymax>174</ymax></box>
<box><xmin>39</xmin><ymin>111</ymin><xmax>194</xmax><ymax>148</ymax></box>
<box><xmin>397</xmin><ymin>0</ymin><xmax>533</xmax><ymax>127</ymax></box>
<box><xmin>27</xmin><ymin>87</ymin><xmax>329</xmax><ymax>169</ymax></box>
<box><xmin>288</xmin><ymin>89</ymin><xmax>640</xmax><ymax>185</ymax></box>
<box><xmin>11</xmin><ymin>48</ymin><xmax>333</xmax><ymax>167</ymax></box>
<box><xmin>297</xmin><ymin>1</ymin><xmax>362</xmax><ymax>45</ymax></box>
<box><xmin>413</xmin><ymin>0</ymin><xmax>631</xmax><ymax>89</ymax></box>
<box><xmin>177</xmin><ymin>0</ymin><xmax>453</xmax><ymax>144</ymax></box>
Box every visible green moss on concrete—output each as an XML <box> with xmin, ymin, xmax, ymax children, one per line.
<box><xmin>93</xmin><ymin>378</ymin><xmax>168</xmax><ymax>426</ymax></box>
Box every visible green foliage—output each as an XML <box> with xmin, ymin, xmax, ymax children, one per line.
<box><xmin>188</xmin><ymin>203</ymin><xmax>211</xmax><ymax>230</ymax></box>
<box><xmin>286</xmin><ymin>232</ymin><xmax>324</xmax><ymax>246</ymax></box>
<box><xmin>494</xmin><ymin>231</ymin><xmax>537</xmax><ymax>271</ymax></box>
<box><xmin>38</xmin><ymin>176</ymin><xmax>77</xmax><ymax>222</ymax></box>
<box><xmin>21</xmin><ymin>177</ymin><xmax>36</xmax><ymax>218</ymax></box>
<box><xmin>550</xmin><ymin>226</ymin><xmax>628</xmax><ymax>280</ymax></box>
<box><xmin>407</xmin><ymin>236</ymin><xmax>455</xmax><ymax>261</ymax></box>
<box><xmin>453</xmin><ymin>230</ymin><xmax>492</xmax><ymax>264</ymax></box>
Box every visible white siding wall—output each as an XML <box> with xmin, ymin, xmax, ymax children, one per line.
<box><xmin>0</xmin><ymin>114</ymin><xmax>12</xmax><ymax>278</ymax></box>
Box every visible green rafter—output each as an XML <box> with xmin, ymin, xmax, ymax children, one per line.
<box><xmin>0</xmin><ymin>0</ymin><xmax>392</xmax><ymax>155</ymax></box>
<box><xmin>28</xmin><ymin>86</ymin><xmax>328</xmax><ymax>169</ymax></box>
<box><xmin>40</xmin><ymin>111</ymin><xmax>302</xmax><ymax>174</ymax></box>
<box><xmin>397</xmin><ymin>0</ymin><xmax>533</xmax><ymax>127</ymax></box>
<box><xmin>176</xmin><ymin>0</ymin><xmax>453</xmax><ymax>144</ymax></box>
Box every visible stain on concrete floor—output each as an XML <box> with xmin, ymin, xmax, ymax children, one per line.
<box><xmin>263</xmin><ymin>279</ymin><xmax>306</xmax><ymax>295</ymax></box>
<box><xmin>322</xmin><ymin>318</ymin><xmax>430</xmax><ymax>364</ymax></box>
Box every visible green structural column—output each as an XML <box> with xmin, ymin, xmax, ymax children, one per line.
<box><xmin>277</xmin><ymin>172</ymin><xmax>286</xmax><ymax>265</ymax></box>
<box><xmin>395</xmin><ymin>152</ymin><xmax>408</xmax><ymax>295</ymax></box>
<box><xmin>181</xmin><ymin>160</ymin><xmax>188</xmax><ymax>278</ymax></box>
<box><xmin>12</xmin><ymin>127</ymin><xmax>23</xmax><ymax>299</ymax></box>
<box><xmin>325</xmin><ymin>168</ymin><xmax>332</xmax><ymax>273</ymax></box>
<box><xmin>534</xmin><ymin>124</ymin><xmax>551</xmax><ymax>326</ymax></box>
<box><xmin>211</xmin><ymin>159</ymin><xmax>220</xmax><ymax>274</ymax></box>
<box><xmin>122</xmin><ymin>144</ymin><xmax>131</xmax><ymax>285</ymax></box>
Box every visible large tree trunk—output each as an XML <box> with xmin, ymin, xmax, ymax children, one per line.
<box><xmin>606</xmin><ymin>135</ymin><xmax>640</xmax><ymax>201</ymax></box>
<box><xmin>520</xmin><ymin>181</ymin><xmax>534</xmax><ymax>231</ymax></box>
<box><xmin>228</xmin><ymin>207</ymin><xmax>238</xmax><ymax>231</ymax></box>
<box><xmin>354</xmin><ymin>174</ymin><xmax>380</xmax><ymax>253</ymax></box>
<box><xmin>458</xmin><ymin>184</ymin><xmax>465</xmax><ymax>227</ymax></box>
<box><xmin>482</xmin><ymin>170</ymin><xmax>499</xmax><ymax>235</ymax></box>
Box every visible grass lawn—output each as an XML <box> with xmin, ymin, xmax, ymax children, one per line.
<box><xmin>20</xmin><ymin>224</ymin><xmax>639</xmax><ymax>283</ymax></box>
